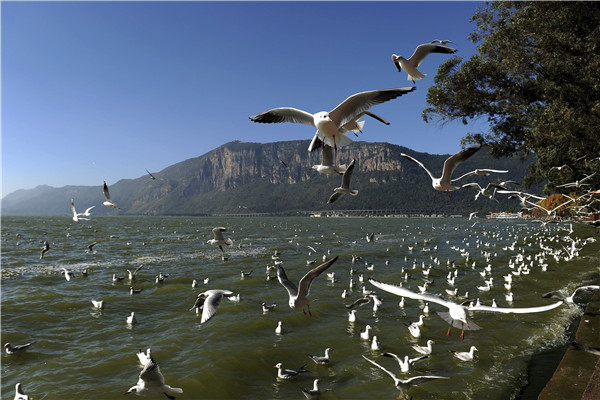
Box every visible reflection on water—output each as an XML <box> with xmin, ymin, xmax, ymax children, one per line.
<box><xmin>1</xmin><ymin>216</ymin><xmax>599</xmax><ymax>400</ymax></box>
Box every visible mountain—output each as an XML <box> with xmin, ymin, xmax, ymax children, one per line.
<box><xmin>1</xmin><ymin>140</ymin><xmax>539</xmax><ymax>216</ymax></box>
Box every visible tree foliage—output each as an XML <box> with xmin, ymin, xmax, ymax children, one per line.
<box><xmin>423</xmin><ymin>1</ymin><xmax>600</xmax><ymax>193</ymax></box>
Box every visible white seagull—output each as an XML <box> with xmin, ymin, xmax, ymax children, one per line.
<box><xmin>91</xmin><ymin>299</ymin><xmax>104</xmax><ymax>309</ymax></box>
<box><xmin>276</xmin><ymin>256</ymin><xmax>338</xmax><ymax>315</ymax></box>
<box><xmin>274</xmin><ymin>363</ymin><xmax>309</xmax><ymax>380</ymax></box>
<box><xmin>206</xmin><ymin>227</ymin><xmax>233</xmax><ymax>252</ymax></box>
<box><xmin>13</xmin><ymin>382</ymin><xmax>29</xmax><ymax>400</ymax></box>
<box><xmin>78</xmin><ymin>205</ymin><xmax>96</xmax><ymax>217</ymax></box>
<box><xmin>328</xmin><ymin>159</ymin><xmax>358</xmax><ymax>203</ymax></box>
<box><xmin>189</xmin><ymin>289</ymin><xmax>236</xmax><ymax>324</ymax></box>
<box><xmin>4</xmin><ymin>342</ymin><xmax>32</xmax><ymax>354</ymax></box>
<box><xmin>451</xmin><ymin>346</ymin><xmax>478</xmax><ymax>361</ymax></box>
<box><xmin>71</xmin><ymin>199</ymin><xmax>89</xmax><ymax>222</ymax></box>
<box><xmin>452</xmin><ymin>168</ymin><xmax>509</xmax><ymax>181</ymax></box>
<box><xmin>250</xmin><ymin>87</ymin><xmax>416</xmax><ymax>151</ymax></box>
<box><xmin>310</xmin><ymin>144</ymin><xmax>347</xmax><ymax>175</ymax></box>
<box><xmin>369</xmin><ymin>278</ymin><xmax>563</xmax><ymax>339</ymax></box>
<box><xmin>307</xmin><ymin>348</ymin><xmax>333</xmax><ymax>365</ymax></box>
<box><xmin>541</xmin><ymin>285</ymin><xmax>599</xmax><ymax>304</ymax></box>
<box><xmin>400</xmin><ymin>146</ymin><xmax>481</xmax><ymax>197</ymax></box>
<box><xmin>136</xmin><ymin>348</ymin><xmax>152</xmax><ymax>366</ymax></box>
<box><xmin>362</xmin><ymin>355</ymin><xmax>449</xmax><ymax>396</ymax></box>
<box><xmin>124</xmin><ymin>353</ymin><xmax>183</xmax><ymax>399</ymax></box>
<box><xmin>411</xmin><ymin>340</ymin><xmax>435</xmax><ymax>355</ymax></box>
<box><xmin>102</xmin><ymin>181</ymin><xmax>121</xmax><ymax>209</ymax></box>
<box><xmin>382</xmin><ymin>352</ymin><xmax>429</xmax><ymax>373</ymax></box>
<box><xmin>392</xmin><ymin>42</ymin><xmax>457</xmax><ymax>83</ymax></box>
<box><xmin>301</xmin><ymin>379</ymin><xmax>321</xmax><ymax>399</ymax></box>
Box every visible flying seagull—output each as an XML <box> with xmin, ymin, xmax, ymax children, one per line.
<box><xmin>392</xmin><ymin>42</ymin><xmax>457</xmax><ymax>83</ymax></box>
<box><xmin>369</xmin><ymin>278</ymin><xmax>563</xmax><ymax>339</ymax></box>
<box><xmin>71</xmin><ymin>199</ymin><xmax>89</xmax><ymax>222</ymax></box>
<box><xmin>250</xmin><ymin>87</ymin><xmax>416</xmax><ymax>151</ymax></box>
<box><xmin>328</xmin><ymin>159</ymin><xmax>358</xmax><ymax>203</ymax></box>
<box><xmin>541</xmin><ymin>285</ymin><xmax>599</xmax><ymax>304</ymax></box>
<box><xmin>40</xmin><ymin>240</ymin><xmax>50</xmax><ymax>259</ymax></box>
<box><xmin>124</xmin><ymin>352</ymin><xmax>183</xmax><ymax>399</ymax></box>
<box><xmin>451</xmin><ymin>168</ymin><xmax>509</xmax><ymax>182</ymax></box>
<box><xmin>310</xmin><ymin>144</ymin><xmax>347</xmax><ymax>175</ymax></box>
<box><xmin>277</xmin><ymin>256</ymin><xmax>338</xmax><ymax>315</ymax></box>
<box><xmin>145</xmin><ymin>168</ymin><xmax>157</xmax><ymax>180</ymax></box>
<box><xmin>362</xmin><ymin>355</ymin><xmax>449</xmax><ymax>397</ymax></box>
<box><xmin>206</xmin><ymin>227</ymin><xmax>233</xmax><ymax>252</ymax></box>
<box><xmin>102</xmin><ymin>181</ymin><xmax>121</xmax><ymax>209</ymax></box>
<box><xmin>188</xmin><ymin>289</ymin><xmax>237</xmax><ymax>324</ymax></box>
<box><xmin>400</xmin><ymin>146</ymin><xmax>481</xmax><ymax>198</ymax></box>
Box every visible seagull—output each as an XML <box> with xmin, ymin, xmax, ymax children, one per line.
<box><xmin>136</xmin><ymin>348</ymin><xmax>152</xmax><ymax>366</ymax></box>
<box><xmin>362</xmin><ymin>355</ymin><xmax>449</xmax><ymax>396</ymax></box>
<box><xmin>411</xmin><ymin>340</ymin><xmax>435</xmax><ymax>355</ymax></box>
<box><xmin>189</xmin><ymin>289</ymin><xmax>236</xmax><ymax>324</ymax></box>
<box><xmin>462</xmin><ymin>181</ymin><xmax>520</xmax><ymax>201</ymax></box>
<box><xmin>77</xmin><ymin>205</ymin><xmax>96</xmax><ymax>217</ymax></box>
<box><xmin>371</xmin><ymin>336</ymin><xmax>381</xmax><ymax>351</ymax></box>
<box><xmin>130</xmin><ymin>287</ymin><xmax>144</xmax><ymax>295</ymax></box>
<box><xmin>71</xmin><ymin>198</ymin><xmax>89</xmax><ymax>222</ymax></box>
<box><xmin>127</xmin><ymin>264</ymin><xmax>145</xmax><ymax>280</ymax></box>
<box><xmin>262</xmin><ymin>302</ymin><xmax>276</xmax><ymax>312</ymax></box>
<box><xmin>307</xmin><ymin>348</ymin><xmax>333</xmax><ymax>365</ymax></box>
<box><xmin>127</xmin><ymin>312</ymin><xmax>137</xmax><ymax>324</ymax></box>
<box><xmin>392</xmin><ymin>42</ymin><xmax>457</xmax><ymax>83</ymax></box>
<box><xmin>431</xmin><ymin>39</ymin><xmax>454</xmax><ymax>45</ymax></box>
<box><xmin>276</xmin><ymin>256</ymin><xmax>338</xmax><ymax>315</ymax></box>
<box><xmin>328</xmin><ymin>159</ymin><xmax>358</xmax><ymax>203</ymax></box>
<box><xmin>40</xmin><ymin>240</ymin><xmax>50</xmax><ymax>259</ymax></box>
<box><xmin>113</xmin><ymin>273</ymin><xmax>125</xmax><ymax>283</ymax></box>
<box><xmin>450</xmin><ymin>346</ymin><xmax>478</xmax><ymax>361</ymax></box>
<box><xmin>382</xmin><ymin>352</ymin><xmax>429</xmax><ymax>373</ymax></box>
<box><xmin>145</xmin><ymin>168</ymin><xmax>157</xmax><ymax>180</ymax></box>
<box><xmin>400</xmin><ymin>146</ymin><xmax>481</xmax><ymax>198</ymax></box>
<box><xmin>301</xmin><ymin>379</ymin><xmax>321</xmax><ymax>399</ymax></box>
<box><xmin>360</xmin><ymin>325</ymin><xmax>372</xmax><ymax>340</ymax></box>
<box><xmin>206</xmin><ymin>227</ymin><xmax>233</xmax><ymax>252</ymax></box>
<box><xmin>524</xmin><ymin>196</ymin><xmax>576</xmax><ymax>216</ymax></box>
<box><xmin>124</xmin><ymin>353</ymin><xmax>183</xmax><ymax>399</ymax></box>
<box><xmin>250</xmin><ymin>87</ymin><xmax>416</xmax><ymax>151</ymax></box>
<box><xmin>102</xmin><ymin>181</ymin><xmax>121</xmax><ymax>209</ymax></box>
<box><xmin>541</xmin><ymin>285</ymin><xmax>599</xmax><ymax>304</ymax></box>
<box><xmin>13</xmin><ymin>382</ymin><xmax>29</xmax><ymax>400</ymax></box>
<box><xmin>310</xmin><ymin>144</ymin><xmax>347</xmax><ymax>175</ymax></box>
<box><xmin>4</xmin><ymin>342</ymin><xmax>32</xmax><ymax>354</ymax></box>
<box><xmin>62</xmin><ymin>268</ymin><xmax>75</xmax><ymax>281</ymax></box>
<box><xmin>451</xmin><ymin>168</ymin><xmax>509</xmax><ymax>181</ymax></box>
<box><xmin>275</xmin><ymin>321</ymin><xmax>284</xmax><ymax>335</ymax></box>
<box><xmin>274</xmin><ymin>363</ymin><xmax>309</xmax><ymax>380</ymax></box>
<box><xmin>91</xmin><ymin>299</ymin><xmax>104</xmax><ymax>309</ymax></box>
<box><xmin>369</xmin><ymin>278</ymin><xmax>564</xmax><ymax>339</ymax></box>
<box><xmin>86</xmin><ymin>241</ymin><xmax>98</xmax><ymax>254</ymax></box>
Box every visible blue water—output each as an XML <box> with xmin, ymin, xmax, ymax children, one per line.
<box><xmin>1</xmin><ymin>216</ymin><xmax>598</xmax><ymax>399</ymax></box>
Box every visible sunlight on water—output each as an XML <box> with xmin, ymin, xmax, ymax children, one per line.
<box><xmin>1</xmin><ymin>216</ymin><xmax>599</xmax><ymax>400</ymax></box>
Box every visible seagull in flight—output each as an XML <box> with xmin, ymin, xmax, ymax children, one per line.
<box><xmin>250</xmin><ymin>87</ymin><xmax>416</xmax><ymax>151</ymax></box>
<box><xmin>451</xmin><ymin>168</ymin><xmax>509</xmax><ymax>182</ymax></box>
<box><xmin>71</xmin><ymin>199</ymin><xmax>89</xmax><ymax>222</ymax></box>
<box><xmin>400</xmin><ymin>146</ymin><xmax>481</xmax><ymax>198</ymax></box>
<box><xmin>328</xmin><ymin>159</ymin><xmax>358</xmax><ymax>203</ymax></box>
<box><xmin>392</xmin><ymin>42</ymin><xmax>457</xmax><ymax>83</ymax></box>
<box><xmin>277</xmin><ymin>256</ymin><xmax>338</xmax><ymax>315</ymax></box>
<box><xmin>431</xmin><ymin>39</ymin><xmax>454</xmax><ymax>45</ymax></box>
<box><xmin>124</xmin><ymin>352</ymin><xmax>183</xmax><ymax>399</ymax></box>
<box><xmin>102</xmin><ymin>181</ymin><xmax>121</xmax><ymax>209</ymax></box>
<box><xmin>206</xmin><ymin>227</ymin><xmax>233</xmax><ymax>252</ymax></box>
<box><xmin>40</xmin><ymin>240</ymin><xmax>50</xmax><ymax>259</ymax></box>
<box><xmin>310</xmin><ymin>144</ymin><xmax>347</xmax><ymax>175</ymax></box>
<box><xmin>369</xmin><ymin>278</ymin><xmax>563</xmax><ymax>339</ymax></box>
<box><xmin>145</xmin><ymin>168</ymin><xmax>158</xmax><ymax>180</ymax></box>
<box><xmin>541</xmin><ymin>285</ymin><xmax>599</xmax><ymax>304</ymax></box>
<box><xmin>461</xmin><ymin>182</ymin><xmax>519</xmax><ymax>201</ymax></box>
<box><xmin>362</xmin><ymin>355</ymin><xmax>449</xmax><ymax>397</ymax></box>
<box><xmin>189</xmin><ymin>289</ymin><xmax>237</xmax><ymax>323</ymax></box>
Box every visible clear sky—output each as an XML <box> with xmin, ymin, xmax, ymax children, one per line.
<box><xmin>1</xmin><ymin>1</ymin><xmax>488</xmax><ymax>197</ymax></box>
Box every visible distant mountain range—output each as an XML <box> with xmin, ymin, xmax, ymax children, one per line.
<box><xmin>1</xmin><ymin>140</ymin><xmax>540</xmax><ymax>216</ymax></box>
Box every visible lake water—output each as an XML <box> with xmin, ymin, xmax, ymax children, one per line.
<box><xmin>1</xmin><ymin>216</ymin><xmax>599</xmax><ymax>400</ymax></box>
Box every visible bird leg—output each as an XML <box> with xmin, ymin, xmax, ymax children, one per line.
<box><xmin>447</xmin><ymin>323</ymin><xmax>452</xmax><ymax>336</ymax></box>
<box><xmin>460</xmin><ymin>329</ymin><xmax>465</xmax><ymax>340</ymax></box>
<box><xmin>163</xmin><ymin>393</ymin><xmax>176</xmax><ymax>400</ymax></box>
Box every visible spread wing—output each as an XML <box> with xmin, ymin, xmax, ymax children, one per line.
<box><xmin>139</xmin><ymin>355</ymin><xmax>166</xmax><ymax>387</ymax></box>
<box><xmin>369</xmin><ymin>278</ymin><xmax>456</xmax><ymax>310</ymax></box>
<box><xmin>212</xmin><ymin>227</ymin><xmax>227</xmax><ymax>241</ymax></box>
<box><xmin>102</xmin><ymin>181</ymin><xmax>112</xmax><ymax>202</ymax></box>
<box><xmin>341</xmin><ymin>160</ymin><xmax>356</xmax><ymax>189</ymax></box>
<box><xmin>277</xmin><ymin>265</ymin><xmax>298</xmax><ymax>298</ymax></box>
<box><xmin>408</xmin><ymin>43</ymin><xmax>457</xmax><ymax>67</ymax></box>
<box><xmin>250</xmin><ymin>107</ymin><xmax>315</xmax><ymax>125</ymax></box>
<box><xmin>468</xmin><ymin>301</ymin><xmax>563</xmax><ymax>314</ymax></box>
<box><xmin>440</xmin><ymin>146</ymin><xmax>481</xmax><ymax>184</ymax></box>
<box><xmin>329</xmin><ymin>88</ymin><xmax>415</xmax><ymax>128</ymax></box>
<box><xmin>400</xmin><ymin>153</ymin><xmax>435</xmax><ymax>180</ymax></box>
<box><xmin>297</xmin><ymin>256</ymin><xmax>338</xmax><ymax>299</ymax></box>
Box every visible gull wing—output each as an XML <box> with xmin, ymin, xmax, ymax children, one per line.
<box><xmin>400</xmin><ymin>153</ymin><xmax>436</xmax><ymax>181</ymax></box>
<box><xmin>440</xmin><ymin>146</ymin><xmax>481</xmax><ymax>184</ymax></box>
<box><xmin>468</xmin><ymin>301</ymin><xmax>563</xmax><ymax>314</ymax></box>
<box><xmin>83</xmin><ymin>205</ymin><xmax>96</xmax><ymax>214</ymax></box>
<box><xmin>103</xmin><ymin>181</ymin><xmax>112</xmax><ymax>202</ymax></box>
<box><xmin>362</xmin><ymin>355</ymin><xmax>399</xmax><ymax>383</ymax></box>
<box><xmin>139</xmin><ymin>355</ymin><xmax>166</xmax><ymax>387</ymax></box>
<box><xmin>277</xmin><ymin>265</ymin><xmax>298</xmax><ymax>298</ymax></box>
<box><xmin>341</xmin><ymin>160</ymin><xmax>356</xmax><ymax>189</ymax></box>
<box><xmin>402</xmin><ymin>375</ymin><xmax>450</xmax><ymax>386</ymax></box>
<box><xmin>212</xmin><ymin>227</ymin><xmax>227</xmax><ymax>241</ymax></box>
<box><xmin>249</xmin><ymin>107</ymin><xmax>315</xmax><ymax>126</ymax></box>
<box><xmin>369</xmin><ymin>279</ymin><xmax>456</xmax><ymax>310</ymax></box>
<box><xmin>408</xmin><ymin>43</ymin><xmax>457</xmax><ymax>67</ymax></box>
<box><xmin>327</xmin><ymin>192</ymin><xmax>344</xmax><ymax>204</ymax></box>
<box><xmin>71</xmin><ymin>199</ymin><xmax>77</xmax><ymax>217</ymax></box>
<box><xmin>345</xmin><ymin>297</ymin><xmax>370</xmax><ymax>309</ymax></box>
<box><xmin>297</xmin><ymin>256</ymin><xmax>338</xmax><ymax>299</ymax></box>
<box><xmin>200</xmin><ymin>291</ymin><xmax>225</xmax><ymax>323</ymax></box>
<box><xmin>364</xmin><ymin>111</ymin><xmax>390</xmax><ymax>125</ymax></box>
<box><xmin>330</xmin><ymin>88</ymin><xmax>415</xmax><ymax>128</ymax></box>
<box><xmin>321</xmin><ymin>144</ymin><xmax>335</xmax><ymax>167</ymax></box>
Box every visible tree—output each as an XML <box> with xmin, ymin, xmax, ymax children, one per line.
<box><xmin>423</xmin><ymin>1</ymin><xmax>600</xmax><ymax>194</ymax></box>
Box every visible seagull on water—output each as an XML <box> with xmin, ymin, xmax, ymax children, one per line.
<box><xmin>62</xmin><ymin>268</ymin><xmax>75</xmax><ymax>281</ymax></box>
<box><xmin>13</xmin><ymin>382</ymin><xmax>29</xmax><ymax>400</ymax></box>
<box><xmin>40</xmin><ymin>240</ymin><xmax>50</xmax><ymax>259</ymax></box>
<box><xmin>250</xmin><ymin>88</ymin><xmax>416</xmax><ymax>151</ymax></box>
<box><xmin>91</xmin><ymin>299</ymin><xmax>104</xmax><ymax>309</ymax></box>
<box><xmin>362</xmin><ymin>355</ymin><xmax>449</xmax><ymax>397</ymax></box>
<box><xmin>127</xmin><ymin>312</ymin><xmax>137</xmax><ymax>324</ymax></box>
<box><xmin>102</xmin><ymin>181</ymin><xmax>121</xmax><ymax>209</ymax></box>
<box><xmin>541</xmin><ymin>285</ymin><xmax>599</xmax><ymax>304</ymax></box>
<box><xmin>274</xmin><ymin>363</ymin><xmax>309</xmax><ymax>380</ymax></box>
<box><xmin>127</xmin><ymin>264</ymin><xmax>145</xmax><ymax>280</ymax></box>
<box><xmin>369</xmin><ymin>278</ymin><xmax>564</xmax><ymax>339</ymax></box>
<box><xmin>276</xmin><ymin>256</ymin><xmax>338</xmax><ymax>315</ymax></box>
<box><xmin>4</xmin><ymin>342</ymin><xmax>32</xmax><ymax>354</ymax></box>
<box><xmin>124</xmin><ymin>352</ymin><xmax>183</xmax><ymax>399</ymax></box>
<box><xmin>189</xmin><ymin>289</ymin><xmax>237</xmax><ymax>324</ymax></box>
<box><xmin>400</xmin><ymin>146</ymin><xmax>481</xmax><ymax>198</ymax></box>
<box><xmin>451</xmin><ymin>346</ymin><xmax>478</xmax><ymax>361</ymax></box>
<box><xmin>206</xmin><ymin>227</ymin><xmax>233</xmax><ymax>252</ymax></box>
<box><xmin>86</xmin><ymin>241</ymin><xmax>98</xmax><ymax>254</ymax></box>
<box><xmin>307</xmin><ymin>348</ymin><xmax>334</xmax><ymax>365</ymax></box>
<box><xmin>382</xmin><ymin>352</ymin><xmax>429</xmax><ymax>373</ymax></box>
<box><xmin>327</xmin><ymin>159</ymin><xmax>358</xmax><ymax>203</ymax></box>
<box><xmin>411</xmin><ymin>340</ymin><xmax>435</xmax><ymax>355</ymax></box>
<box><xmin>392</xmin><ymin>42</ymin><xmax>457</xmax><ymax>83</ymax></box>
<box><xmin>301</xmin><ymin>379</ymin><xmax>321</xmax><ymax>399</ymax></box>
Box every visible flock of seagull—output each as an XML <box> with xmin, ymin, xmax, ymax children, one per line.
<box><xmin>6</xmin><ymin>37</ymin><xmax>600</xmax><ymax>400</ymax></box>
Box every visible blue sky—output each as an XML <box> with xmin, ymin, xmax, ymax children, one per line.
<box><xmin>1</xmin><ymin>1</ymin><xmax>487</xmax><ymax>196</ymax></box>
